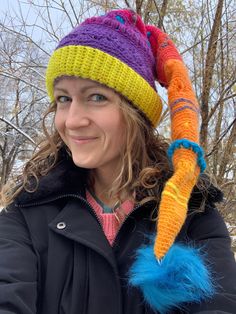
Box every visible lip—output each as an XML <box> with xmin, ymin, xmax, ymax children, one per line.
<box><xmin>69</xmin><ymin>135</ymin><xmax>98</xmax><ymax>144</ymax></box>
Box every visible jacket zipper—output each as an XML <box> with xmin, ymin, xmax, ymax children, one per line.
<box><xmin>76</xmin><ymin>196</ymin><xmax>143</xmax><ymax>246</ymax></box>
<box><xmin>112</xmin><ymin>203</ymin><xmax>142</xmax><ymax>247</ymax></box>
<box><xmin>17</xmin><ymin>193</ymin><xmax>143</xmax><ymax>242</ymax></box>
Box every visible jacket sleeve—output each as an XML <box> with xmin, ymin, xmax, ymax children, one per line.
<box><xmin>0</xmin><ymin>205</ymin><xmax>37</xmax><ymax>314</ymax></box>
<box><xmin>184</xmin><ymin>205</ymin><xmax>236</xmax><ymax>314</ymax></box>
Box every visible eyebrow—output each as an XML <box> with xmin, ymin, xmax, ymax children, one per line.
<box><xmin>54</xmin><ymin>84</ymin><xmax>107</xmax><ymax>94</ymax></box>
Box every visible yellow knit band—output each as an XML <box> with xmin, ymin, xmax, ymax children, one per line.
<box><xmin>46</xmin><ymin>45</ymin><xmax>163</xmax><ymax>126</ymax></box>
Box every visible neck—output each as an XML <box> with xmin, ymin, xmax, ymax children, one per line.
<box><xmin>89</xmin><ymin>167</ymin><xmax>117</xmax><ymax>207</ymax></box>
<box><xmin>89</xmin><ymin>166</ymin><xmax>130</xmax><ymax>208</ymax></box>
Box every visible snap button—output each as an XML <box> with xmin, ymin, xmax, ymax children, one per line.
<box><xmin>56</xmin><ymin>222</ymin><xmax>66</xmax><ymax>230</ymax></box>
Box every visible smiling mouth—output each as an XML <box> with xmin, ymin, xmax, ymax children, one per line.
<box><xmin>70</xmin><ymin>136</ymin><xmax>98</xmax><ymax>144</ymax></box>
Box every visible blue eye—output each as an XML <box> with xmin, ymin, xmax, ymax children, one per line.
<box><xmin>56</xmin><ymin>95</ymin><xmax>71</xmax><ymax>103</ymax></box>
<box><xmin>90</xmin><ymin>94</ymin><xmax>107</xmax><ymax>102</ymax></box>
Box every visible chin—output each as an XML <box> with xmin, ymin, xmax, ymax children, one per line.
<box><xmin>71</xmin><ymin>156</ymin><xmax>98</xmax><ymax>169</ymax></box>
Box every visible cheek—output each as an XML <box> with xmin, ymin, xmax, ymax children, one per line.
<box><xmin>107</xmin><ymin>113</ymin><xmax>126</xmax><ymax>145</ymax></box>
<box><xmin>54</xmin><ymin>112</ymin><xmax>64</xmax><ymax>134</ymax></box>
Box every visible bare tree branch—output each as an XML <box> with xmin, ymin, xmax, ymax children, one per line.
<box><xmin>200</xmin><ymin>0</ymin><xmax>224</xmax><ymax>148</ymax></box>
<box><xmin>0</xmin><ymin>117</ymin><xmax>36</xmax><ymax>145</ymax></box>
<box><xmin>152</xmin><ymin>0</ymin><xmax>166</xmax><ymax>32</ymax></box>
<box><xmin>0</xmin><ymin>23</ymin><xmax>50</xmax><ymax>56</ymax></box>
<box><xmin>206</xmin><ymin>117</ymin><xmax>236</xmax><ymax>157</ymax></box>
<box><xmin>0</xmin><ymin>72</ymin><xmax>46</xmax><ymax>94</ymax></box>
<box><xmin>68</xmin><ymin>0</ymin><xmax>80</xmax><ymax>24</ymax></box>
<box><xmin>207</xmin><ymin>78</ymin><xmax>236</xmax><ymax>123</ymax></box>
<box><xmin>124</xmin><ymin>0</ymin><xmax>131</xmax><ymax>8</ymax></box>
<box><xmin>158</xmin><ymin>0</ymin><xmax>168</xmax><ymax>29</ymax></box>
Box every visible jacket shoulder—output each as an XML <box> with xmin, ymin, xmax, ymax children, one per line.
<box><xmin>181</xmin><ymin>174</ymin><xmax>227</xmax><ymax>239</ymax></box>
<box><xmin>188</xmin><ymin>174</ymin><xmax>224</xmax><ymax>212</ymax></box>
<box><xmin>0</xmin><ymin>204</ymin><xmax>32</xmax><ymax>243</ymax></box>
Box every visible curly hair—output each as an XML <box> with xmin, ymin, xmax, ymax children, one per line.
<box><xmin>1</xmin><ymin>92</ymin><xmax>173</xmax><ymax>211</ymax></box>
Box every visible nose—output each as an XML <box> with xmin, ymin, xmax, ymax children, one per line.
<box><xmin>65</xmin><ymin>99</ymin><xmax>90</xmax><ymax>129</ymax></box>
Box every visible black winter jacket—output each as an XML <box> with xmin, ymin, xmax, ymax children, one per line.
<box><xmin>0</xmin><ymin>158</ymin><xmax>236</xmax><ymax>314</ymax></box>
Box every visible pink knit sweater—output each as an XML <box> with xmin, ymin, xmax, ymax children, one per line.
<box><xmin>86</xmin><ymin>190</ymin><xmax>134</xmax><ymax>245</ymax></box>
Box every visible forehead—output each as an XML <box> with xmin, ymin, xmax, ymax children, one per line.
<box><xmin>53</xmin><ymin>76</ymin><xmax>114</xmax><ymax>92</ymax></box>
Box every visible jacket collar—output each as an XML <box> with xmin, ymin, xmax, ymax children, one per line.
<box><xmin>15</xmin><ymin>152</ymin><xmax>224</xmax><ymax>209</ymax></box>
<box><xmin>15</xmin><ymin>156</ymin><xmax>88</xmax><ymax>206</ymax></box>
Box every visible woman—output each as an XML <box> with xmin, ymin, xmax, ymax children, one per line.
<box><xmin>0</xmin><ymin>9</ymin><xmax>236</xmax><ymax>314</ymax></box>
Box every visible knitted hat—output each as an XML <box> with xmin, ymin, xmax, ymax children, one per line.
<box><xmin>46</xmin><ymin>10</ymin><xmax>162</xmax><ymax>126</ymax></box>
<box><xmin>46</xmin><ymin>9</ymin><xmax>213</xmax><ymax>313</ymax></box>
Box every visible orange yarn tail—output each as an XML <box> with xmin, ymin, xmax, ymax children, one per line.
<box><xmin>154</xmin><ymin>149</ymin><xmax>200</xmax><ymax>260</ymax></box>
<box><xmin>154</xmin><ymin>59</ymin><xmax>201</xmax><ymax>260</ymax></box>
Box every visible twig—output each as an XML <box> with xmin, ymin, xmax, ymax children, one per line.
<box><xmin>206</xmin><ymin>117</ymin><xmax>236</xmax><ymax>157</ymax></box>
<box><xmin>0</xmin><ymin>72</ymin><xmax>46</xmax><ymax>94</ymax></box>
<box><xmin>0</xmin><ymin>117</ymin><xmax>36</xmax><ymax>145</ymax></box>
<box><xmin>68</xmin><ymin>0</ymin><xmax>80</xmax><ymax>25</ymax></box>
<box><xmin>124</xmin><ymin>0</ymin><xmax>131</xmax><ymax>8</ymax></box>
<box><xmin>0</xmin><ymin>23</ymin><xmax>50</xmax><ymax>56</ymax></box>
<box><xmin>152</xmin><ymin>0</ymin><xmax>166</xmax><ymax>32</ymax></box>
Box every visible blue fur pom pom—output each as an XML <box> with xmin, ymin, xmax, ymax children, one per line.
<box><xmin>128</xmin><ymin>242</ymin><xmax>215</xmax><ymax>313</ymax></box>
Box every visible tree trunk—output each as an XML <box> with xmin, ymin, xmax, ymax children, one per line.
<box><xmin>200</xmin><ymin>0</ymin><xmax>224</xmax><ymax>149</ymax></box>
<box><xmin>136</xmin><ymin>0</ymin><xmax>143</xmax><ymax>15</ymax></box>
<box><xmin>158</xmin><ymin>0</ymin><xmax>168</xmax><ymax>28</ymax></box>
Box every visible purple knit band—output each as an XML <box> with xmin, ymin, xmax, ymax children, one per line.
<box><xmin>56</xmin><ymin>12</ymin><xmax>156</xmax><ymax>89</ymax></box>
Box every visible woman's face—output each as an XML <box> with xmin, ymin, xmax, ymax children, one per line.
<box><xmin>54</xmin><ymin>77</ymin><xmax>126</xmax><ymax>173</ymax></box>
